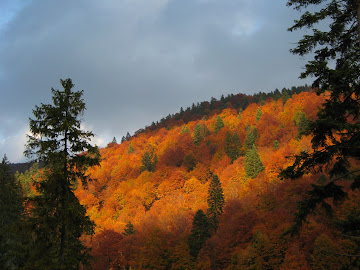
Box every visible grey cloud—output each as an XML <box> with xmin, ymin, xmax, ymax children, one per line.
<box><xmin>0</xmin><ymin>0</ymin><xmax>311</xmax><ymax>162</ymax></box>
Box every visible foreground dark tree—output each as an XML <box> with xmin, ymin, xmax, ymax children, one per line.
<box><xmin>24</xmin><ymin>78</ymin><xmax>100</xmax><ymax>269</ymax></box>
<box><xmin>0</xmin><ymin>155</ymin><xmax>24</xmax><ymax>269</ymax></box>
<box><xmin>281</xmin><ymin>0</ymin><xmax>360</xmax><ymax>234</ymax></box>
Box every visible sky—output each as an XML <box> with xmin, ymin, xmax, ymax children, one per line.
<box><xmin>0</xmin><ymin>0</ymin><xmax>313</xmax><ymax>163</ymax></box>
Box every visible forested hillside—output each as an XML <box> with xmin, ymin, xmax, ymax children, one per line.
<box><xmin>72</xmin><ymin>90</ymin><xmax>357</xmax><ymax>269</ymax></box>
<box><xmin>11</xmin><ymin>89</ymin><xmax>360</xmax><ymax>269</ymax></box>
<box><xmin>2</xmin><ymin>0</ymin><xmax>360</xmax><ymax>269</ymax></box>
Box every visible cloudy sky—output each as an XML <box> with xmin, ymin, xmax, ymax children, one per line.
<box><xmin>0</xmin><ymin>0</ymin><xmax>312</xmax><ymax>163</ymax></box>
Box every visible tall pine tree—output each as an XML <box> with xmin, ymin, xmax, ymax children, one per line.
<box><xmin>245</xmin><ymin>144</ymin><xmax>264</xmax><ymax>179</ymax></box>
<box><xmin>24</xmin><ymin>78</ymin><xmax>100</xmax><ymax>269</ymax></box>
<box><xmin>224</xmin><ymin>131</ymin><xmax>242</xmax><ymax>163</ymax></box>
<box><xmin>214</xmin><ymin>116</ymin><xmax>224</xmax><ymax>134</ymax></box>
<box><xmin>188</xmin><ymin>209</ymin><xmax>211</xmax><ymax>259</ymax></box>
<box><xmin>245</xmin><ymin>126</ymin><xmax>258</xmax><ymax>150</ymax></box>
<box><xmin>207</xmin><ymin>174</ymin><xmax>225</xmax><ymax>232</ymax></box>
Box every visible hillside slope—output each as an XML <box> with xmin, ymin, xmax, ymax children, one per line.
<box><xmin>70</xmin><ymin>90</ymin><xmax>359</xmax><ymax>269</ymax></box>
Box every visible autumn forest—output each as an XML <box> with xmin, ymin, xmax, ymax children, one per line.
<box><xmin>3</xmin><ymin>88</ymin><xmax>357</xmax><ymax>269</ymax></box>
<box><xmin>2</xmin><ymin>0</ymin><xmax>360</xmax><ymax>269</ymax></box>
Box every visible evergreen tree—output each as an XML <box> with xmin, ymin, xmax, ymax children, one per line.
<box><xmin>180</xmin><ymin>125</ymin><xmax>190</xmax><ymax>134</ymax></box>
<box><xmin>273</xmin><ymin>140</ymin><xmax>280</xmax><ymax>150</ymax></box>
<box><xmin>0</xmin><ymin>155</ymin><xmax>24</xmax><ymax>269</ymax></box>
<box><xmin>238</xmin><ymin>109</ymin><xmax>243</xmax><ymax>119</ymax></box>
<box><xmin>281</xmin><ymin>88</ymin><xmax>290</xmax><ymax>103</ymax></box>
<box><xmin>207</xmin><ymin>174</ymin><xmax>225</xmax><ymax>232</ymax></box>
<box><xmin>281</xmin><ymin>0</ymin><xmax>360</xmax><ymax>234</ymax></box>
<box><xmin>202</xmin><ymin>124</ymin><xmax>211</xmax><ymax>137</ymax></box>
<box><xmin>188</xmin><ymin>210</ymin><xmax>211</xmax><ymax>259</ymax></box>
<box><xmin>193</xmin><ymin>123</ymin><xmax>210</xmax><ymax>145</ymax></box>
<box><xmin>183</xmin><ymin>153</ymin><xmax>197</xmax><ymax>171</ymax></box>
<box><xmin>245</xmin><ymin>144</ymin><xmax>265</xmax><ymax>179</ymax></box>
<box><xmin>127</xmin><ymin>142</ymin><xmax>134</xmax><ymax>154</ymax></box>
<box><xmin>123</xmin><ymin>221</ymin><xmax>136</xmax><ymax>236</ymax></box>
<box><xmin>214</xmin><ymin>116</ymin><xmax>224</xmax><ymax>134</ymax></box>
<box><xmin>245</xmin><ymin>126</ymin><xmax>258</xmax><ymax>150</ymax></box>
<box><xmin>24</xmin><ymin>78</ymin><xmax>100</xmax><ymax>269</ymax></box>
<box><xmin>293</xmin><ymin>111</ymin><xmax>310</xmax><ymax>140</ymax></box>
<box><xmin>141</xmin><ymin>150</ymin><xmax>157</xmax><ymax>172</ymax></box>
<box><xmin>111</xmin><ymin>137</ymin><xmax>117</xmax><ymax>145</ymax></box>
<box><xmin>255</xmin><ymin>107</ymin><xmax>263</xmax><ymax>122</ymax></box>
<box><xmin>273</xmin><ymin>88</ymin><xmax>281</xmax><ymax>100</ymax></box>
<box><xmin>224</xmin><ymin>131</ymin><xmax>242</xmax><ymax>163</ymax></box>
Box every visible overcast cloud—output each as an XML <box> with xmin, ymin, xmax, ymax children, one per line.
<box><xmin>0</xmin><ymin>0</ymin><xmax>312</xmax><ymax>162</ymax></box>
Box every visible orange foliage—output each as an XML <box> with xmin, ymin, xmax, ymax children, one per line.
<box><xmin>73</xmin><ymin>91</ymin><xmax>358</xmax><ymax>269</ymax></box>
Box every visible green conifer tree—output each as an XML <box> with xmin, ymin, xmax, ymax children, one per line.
<box><xmin>123</xmin><ymin>221</ymin><xmax>136</xmax><ymax>236</ymax></box>
<box><xmin>193</xmin><ymin>124</ymin><xmax>204</xmax><ymax>145</ymax></box>
<box><xmin>183</xmin><ymin>153</ymin><xmax>197</xmax><ymax>171</ymax></box>
<box><xmin>224</xmin><ymin>131</ymin><xmax>242</xmax><ymax>163</ymax></box>
<box><xmin>141</xmin><ymin>150</ymin><xmax>157</xmax><ymax>172</ymax></box>
<box><xmin>238</xmin><ymin>109</ymin><xmax>243</xmax><ymax>119</ymax></box>
<box><xmin>293</xmin><ymin>111</ymin><xmax>310</xmax><ymax>140</ymax></box>
<box><xmin>245</xmin><ymin>144</ymin><xmax>265</xmax><ymax>179</ymax></box>
<box><xmin>127</xmin><ymin>142</ymin><xmax>134</xmax><ymax>154</ymax></box>
<box><xmin>111</xmin><ymin>137</ymin><xmax>117</xmax><ymax>145</ymax></box>
<box><xmin>273</xmin><ymin>140</ymin><xmax>280</xmax><ymax>150</ymax></box>
<box><xmin>256</xmin><ymin>107</ymin><xmax>263</xmax><ymax>122</ymax></box>
<box><xmin>214</xmin><ymin>116</ymin><xmax>225</xmax><ymax>134</ymax></box>
<box><xmin>245</xmin><ymin>127</ymin><xmax>258</xmax><ymax>150</ymax></box>
<box><xmin>0</xmin><ymin>155</ymin><xmax>24</xmax><ymax>269</ymax></box>
<box><xmin>24</xmin><ymin>78</ymin><xmax>100</xmax><ymax>269</ymax></box>
<box><xmin>207</xmin><ymin>174</ymin><xmax>225</xmax><ymax>232</ymax></box>
<box><xmin>180</xmin><ymin>125</ymin><xmax>190</xmax><ymax>134</ymax></box>
<box><xmin>202</xmin><ymin>124</ymin><xmax>211</xmax><ymax>137</ymax></box>
<box><xmin>188</xmin><ymin>210</ymin><xmax>211</xmax><ymax>259</ymax></box>
<box><xmin>281</xmin><ymin>88</ymin><xmax>290</xmax><ymax>104</ymax></box>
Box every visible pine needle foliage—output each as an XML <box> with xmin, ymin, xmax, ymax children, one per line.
<box><xmin>281</xmin><ymin>0</ymin><xmax>360</xmax><ymax>235</ymax></box>
<box><xmin>24</xmin><ymin>78</ymin><xmax>100</xmax><ymax>269</ymax></box>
